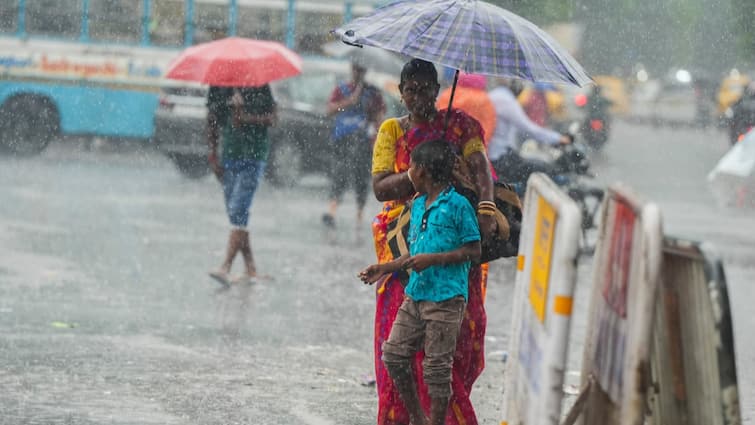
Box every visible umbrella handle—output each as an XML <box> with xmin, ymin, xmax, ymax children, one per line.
<box><xmin>341</xmin><ymin>30</ymin><xmax>363</xmax><ymax>48</ymax></box>
<box><xmin>444</xmin><ymin>69</ymin><xmax>460</xmax><ymax>133</ymax></box>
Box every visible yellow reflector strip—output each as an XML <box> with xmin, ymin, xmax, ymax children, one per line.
<box><xmin>517</xmin><ymin>255</ymin><xmax>525</xmax><ymax>271</ymax></box>
<box><xmin>554</xmin><ymin>295</ymin><xmax>573</xmax><ymax>315</ymax></box>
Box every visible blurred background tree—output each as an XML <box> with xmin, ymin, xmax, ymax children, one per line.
<box><xmin>489</xmin><ymin>0</ymin><xmax>752</xmax><ymax>77</ymax></box>
<box><xmin>732</xmin><ymin>0</ymin><xmax>755</xmax><ymax>66</ymax></box>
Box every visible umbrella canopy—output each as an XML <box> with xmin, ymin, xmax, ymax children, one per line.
<box><xmin>321</xmin><ymin>41</ymin><xmax>408</xmax><ymax>76</ymax></box>
<box><xmin>165</xmin><ymin>37</ymin><xmax>303</xmax><ymax>87</ymax></box>
<box><xmin>334</xmin><ymin>0</ymin><xmax>591</xmax><ymax>87</ymax></box>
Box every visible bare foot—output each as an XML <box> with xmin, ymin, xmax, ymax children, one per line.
<box><xmin>233</xmin><ymin>273</ymin><xmax>273</xmax><ymax>285</ymax></box>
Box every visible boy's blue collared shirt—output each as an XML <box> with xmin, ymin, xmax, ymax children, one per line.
<box><xmin>406</xmin><ymin>186</ymin><xmax>480</xmax><ymax>302</ymax></box>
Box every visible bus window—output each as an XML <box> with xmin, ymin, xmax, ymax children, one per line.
<box><xmin>89</xmin><ymin>0</ymin><xmax>141</xmax><ymax>44</ymax></box>
<box><xmin>194</xmin><ymin>2</ymin><xmax>228</xmax><ymax>44</ymax></box>
<box><xmin>150</xmin><ymin>0</ymin><xmax>184</xmax><ymax>47</ymax></box>
<box><xmin>0</xmin><ymin>2</ymin><xmax>18</xmax><ymax>34</ymax></box>
<box><xmin>237</xmin><ymin>6</ymin><xmax>286</xmax><ymax>41</ymax></box>
<box><xmin>26</xmin><ymin>0</ymin><xmax>82</xmax><ymax>39</ymax></box>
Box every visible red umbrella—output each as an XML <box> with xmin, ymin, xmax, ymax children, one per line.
<box><xmin>165</xmin><ymin>37</ymin><xmax>303</xmax><ymax>87</ymax></box>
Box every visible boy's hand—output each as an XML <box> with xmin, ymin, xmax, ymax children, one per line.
<box><xmin>358</xmin><ymin>264</ymin><xmax>385</xmax><ymax>284</ymax></box>
<box><xmin>402</xmin><ymin>254</ymin><xmax>435</xmax><ymax>272</ymax></box>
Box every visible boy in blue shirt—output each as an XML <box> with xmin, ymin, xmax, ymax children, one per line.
<box><xmin>359</xmin><ymin>139</ymin><xmax>481</xmax><ymax>425</ymax></box>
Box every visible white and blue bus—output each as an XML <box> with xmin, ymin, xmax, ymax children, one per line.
<box><xmin>0</xmin><ymin>0</ymin><xmax>379</xmax><ymax>154</ymax></box>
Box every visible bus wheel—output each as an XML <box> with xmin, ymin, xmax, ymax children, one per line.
<box><xmin>0</xmin><ymin>95</ymin><xmax>59</xmax><ymax>156</ymax></box>
<box><xmin>170</xmin><ymin>153</ymin><xmax>211</xmax><ymax>179</ymax></box>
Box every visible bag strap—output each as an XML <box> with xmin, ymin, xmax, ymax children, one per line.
<box><xmin>385</xmin><ymin>202</ymin><xmax>412</xmax><ymax>257</ymax></box>
<box><xmin>494</xmin><ymin>183</ymin><xmax>523</xmax><ymax>210</ymax></box>
<box><xmin>494</xmin><ymin>209</ymin><xmax>510</xmax><ymax>240</ymax></box>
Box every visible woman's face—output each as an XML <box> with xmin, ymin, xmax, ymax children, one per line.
<box><xmin>400</xmin><ymin>78</ymin><xmax>440</xmax><ymax>118</ymax></box>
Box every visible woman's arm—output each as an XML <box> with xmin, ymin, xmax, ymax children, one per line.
<box><xmin>372</xmin><ymin>171</ymin><xmax>415</xmax><ymax>202</ymax></box>
<box><xmin>466</xmin><ymin>151</ymin><xmax>494</xmax><ymax>202</ymax></box>
<box><xmin>466</xmin><ymin>147</ymin><xmax>497</xmax><ymax>238</ymax></box>
<box><xmin>371</xmin><ymin>119</ymin><xmax>412</xmax><ymax>201</ymax></box>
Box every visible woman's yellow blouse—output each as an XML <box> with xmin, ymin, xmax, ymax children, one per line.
<box><xmin>371</xmin><ymin>118</ymin><xmax>486</xmax><ymax>175</ymax></box>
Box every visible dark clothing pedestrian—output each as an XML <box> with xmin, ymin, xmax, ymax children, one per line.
<box><xmin>328</xmin><ymin>129</ymin><xmax>373</xmax><ymax>210</ymax></box>
<box><xmin>322</xmin><ymin>63</ymin><xmax>385</xmax><ymax>228</ymax></box>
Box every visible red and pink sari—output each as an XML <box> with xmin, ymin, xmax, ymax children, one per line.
<box><xmin>371</xmin><ymin>109</ymin><xmax>488</xmax><ymax>425</ymax></box>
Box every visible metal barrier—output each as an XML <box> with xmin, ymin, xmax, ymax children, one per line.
<box><xmin>569</xmin><ymin>184</ymin><xmax>663</xmax><ymax>425</ymax></box>
<box><xmin>646</xmin><ymin>238</ymin><xmax>741</xmax><ymax>425</ymax></box>
<box><xmin>501</xmin><ymin>173</ymin><xmax>583</xmax><ymax>425</ymax></box>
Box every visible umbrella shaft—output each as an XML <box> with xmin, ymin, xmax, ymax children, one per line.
<box><xmin>444</xmin><ymin>69</ymin><xmax>460</xmax><ymax>132</ymax></box>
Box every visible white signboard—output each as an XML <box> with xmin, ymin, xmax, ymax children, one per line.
<box><xmin>502</xmin><ymin>173</ymin><xmax>582</xmax><ymax>425</ymax></box>
<box><xmin>579</xmin><ymin>185</ymin><xmax>662</xmax><ymax>425</ymax></box>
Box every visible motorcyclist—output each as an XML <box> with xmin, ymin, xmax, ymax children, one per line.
<box><xmin>487</xmin><ymin>78</ymin><xmax>571</xmax><ymax>184</ymax></box>
<box><xmin>576</xmin><ymin>84</ymin><xmax>613</xmax><ymax>149</ymax></box>
<box><xmin>584</xmin><ymin>84</ymin><xmax>613</xmax><ymax>122</ymax></box>
<box><xmin>729</xmin><ymin>82</ymin><xmax>755</xmax><ymax>144</ymax></box>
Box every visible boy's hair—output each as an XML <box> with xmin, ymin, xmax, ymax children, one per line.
<box><xmin>400</xmin><ymin>59</ymin><xmax>438</xmax><ymax>87</ymax></box>
<box><xmin>410</xmin><ymin>139</ymin><xmax>456</xmax><ymax>184</ymax></box>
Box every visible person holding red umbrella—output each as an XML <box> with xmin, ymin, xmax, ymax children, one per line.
<box><xmin>207</xmin><ymin>85</ymin><xmax>277</xmax><ymax>286</ymax></box>
<box><xmin>164</xmin><ymin>37</ymin><xmax>301</xmax><ymax>286</ymax></box>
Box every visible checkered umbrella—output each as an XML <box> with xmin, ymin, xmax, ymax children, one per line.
<box><xmin>334</xmin><ymin>0</ymin><xmax>591</xmax><ymax>87</ymax></box>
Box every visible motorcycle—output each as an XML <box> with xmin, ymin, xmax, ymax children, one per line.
<box><xmin>497</xmin><ymin>127</ymin><xmax>605</xmax><ymax>254</ymax></box>
<box><xmin>725</xmin><ymin>100</ymin><xmax>755</xmax><ymax>145</ymax></box>
<box><xmin>575</xmin><ymin>88</ymin><xmax>612</xmax><ymax>150</ymax></box>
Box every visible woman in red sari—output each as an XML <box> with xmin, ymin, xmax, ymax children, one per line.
<box><xmin>370</xmin><ymin>59</ymin><xmax>496</xmax><ymax>425</ymax></box>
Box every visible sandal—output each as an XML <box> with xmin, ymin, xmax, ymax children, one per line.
<box><xmin>208</xmin><ymin>270</ymin><xmax>231</xmax><ymax>287</ymax></box>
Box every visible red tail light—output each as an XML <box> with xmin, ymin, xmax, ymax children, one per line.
<box><xmin>575</xmin><ymin>93</ymin><xmax>588</xmax><ymax>107</ymax></box>
<box><xmin>738</xmin><ymin>127</ymin><xmax>753</xmax><ymax>143</ymax></box>
<box><xmin>590</xmin><ymin>119</ymin><xmax>604</xmax><ymax>131</ymax></box>
<box><xmin>158</xmin><ymin>96</ymin><xmax>174</xmax><ymax>110</ymax></box>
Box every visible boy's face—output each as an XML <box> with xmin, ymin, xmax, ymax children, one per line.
<box><xmin>407</xmin><ymin>159</ymin><xmax>426</xmax><ymax>193</ymax></box>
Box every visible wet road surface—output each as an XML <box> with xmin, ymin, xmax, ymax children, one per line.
<box><xmin>0</xmin><ymin>122</ymin><xmax>753</xmax><ymax>424</ymax></box>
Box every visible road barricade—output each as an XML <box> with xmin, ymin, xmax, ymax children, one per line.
<box><xmin>647</xmin><ymin>238</ymin><xmax>741</xmax><ymax>425</ymax></box>
<box><xmin>567</xmin><ymin>185</ymin><xmax>663</xmax><ymax>425</ymax></box>
<box><xmin>501</xmin><ymin>173</ymin><xmax>583</xmax><ymax>425</ymax></box>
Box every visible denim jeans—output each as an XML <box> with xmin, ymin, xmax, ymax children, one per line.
<box><xmin>223</xmin><ymin>159</ymin><xmax>266</xmax><ymax>227</ymax></box>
